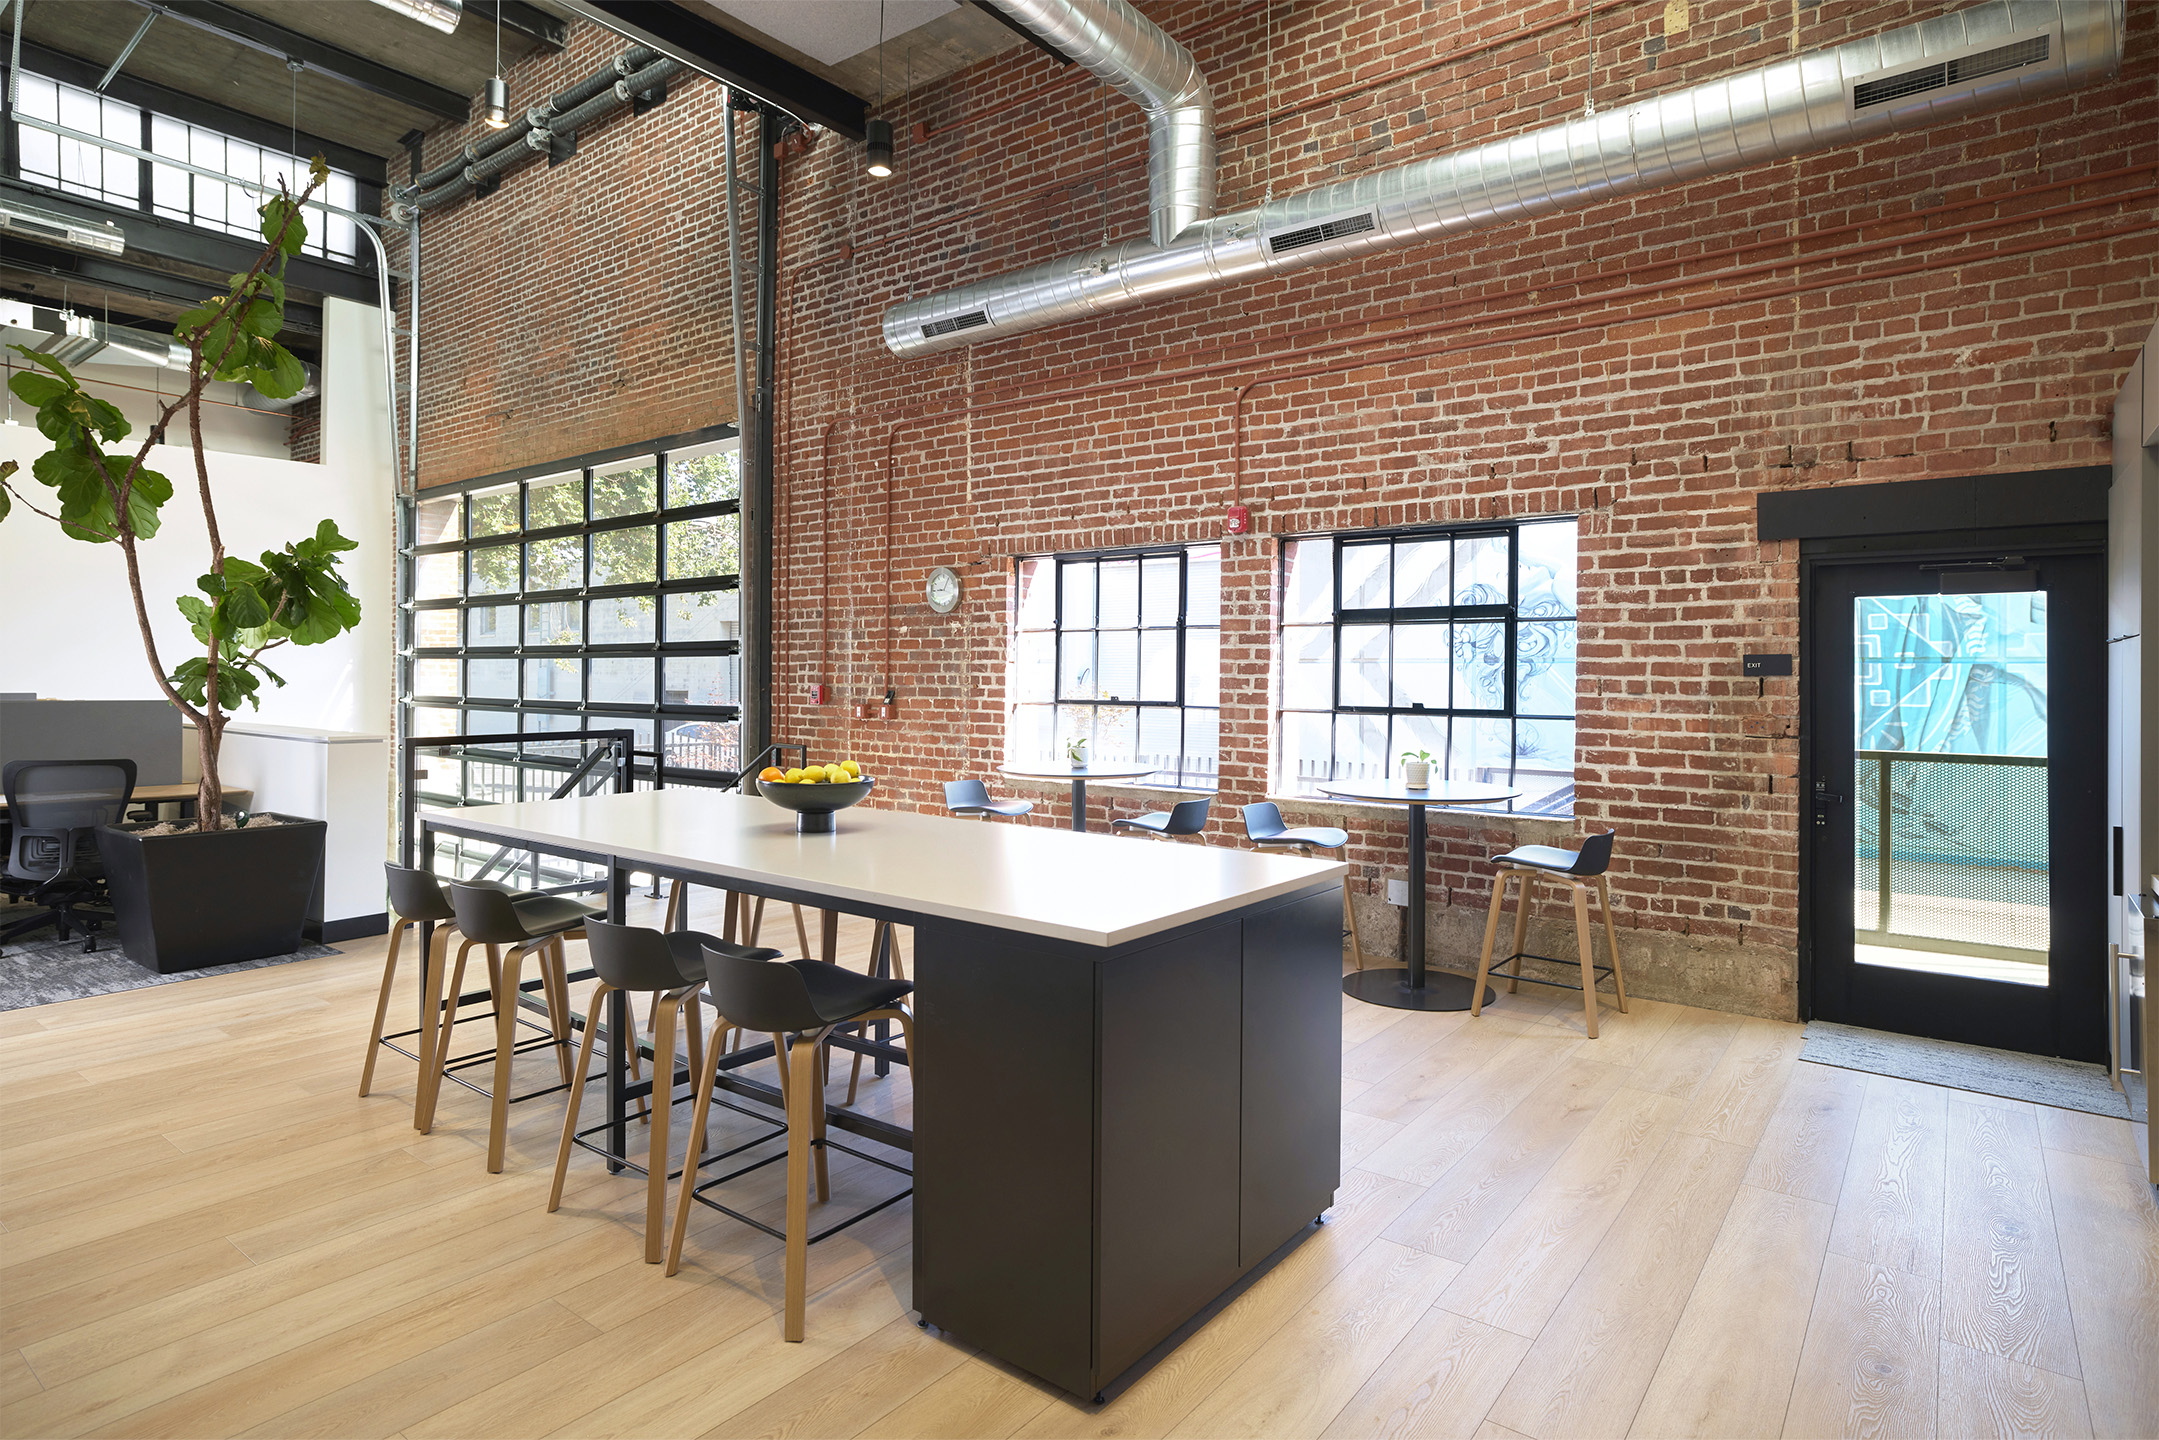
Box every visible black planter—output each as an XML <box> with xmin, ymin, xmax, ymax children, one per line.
<box><xmin>96</xmin><ymin>816</ymin><xmax>327</xmax><ymax>974</ymax></box>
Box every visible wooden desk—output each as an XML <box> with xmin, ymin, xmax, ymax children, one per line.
<box><xmin>0</xmin><ymin>784</ymin><xmax>252</xmax><ymax>817</ymax></box>
<box><xmin>420</xmin><ymin>789</ymin><xmax>1348</xmax><ymax>1400</ymax></box>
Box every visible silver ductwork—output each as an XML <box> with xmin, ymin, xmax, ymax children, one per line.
<box><xmin>983</xmin><ymin>0</ymin><xmax>1214</xmax><ymax>246</ymax></box>
<box><xmin>0</xmin><ymin>300</ymin><xmax>321</xmax><ymax>411</ymax></box>
<box><xmin>885</xmin><ymin>0</ymin><xmax>2124</xmax><ymax>359</ymax></box>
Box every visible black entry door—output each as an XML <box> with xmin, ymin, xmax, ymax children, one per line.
<box><xmin>1806</xmin><ymin>551</ymin><xmax>2106</xmax><ymax>1061</ymax></box>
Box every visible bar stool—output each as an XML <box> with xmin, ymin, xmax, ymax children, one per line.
<box><xmin>942</xmin><ymin>778</ymin><xmax>1034</xmax><ymax>821</ymax></box>
<box><xmin>359</xmin><ymin>863</ymin><xmax>512</xmax><ymax>1115</ymax></box>
<box><xmin>1111</xmin><ymin>796</ymin><xmax>1210</xmax><ymax>840</ymax></box>
<box><xmin>1241</xmin><ymin>802</ymin><xmax>1368</xmax><ymax>970</ymax></box>
<box><xmin>1472</xmin><ymin>831</ymin><xmax>1627</xmax><ymax>1038</ymax></box>
<box><xmin>662</xmin><ymin>879</ymin><xmax>814</xmax><ymax>962</ymax></box>
<box><xmin>440</xmin><ymin>882</ymin><xmax>603</xmax><ymax>1172</ymax></box>
<box><xmin>548</xmin><ymin>919</ymin><xmax>782</xmax><ymax>1261</ymax></box>
<box><xmin>666</xmin><ymin>944</ymin><xmax>915</xmax><ymax>1342</ymax></box>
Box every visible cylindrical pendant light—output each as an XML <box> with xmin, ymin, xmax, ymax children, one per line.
<box><xmin>864</xmin><ymin>118</ymin><xmax>893</xmax><ymax>177</ymax></box>
<box><xmin>484</xmin><ymin>74</ymin><xmax>509</xmax><ymax>128</ymax></box>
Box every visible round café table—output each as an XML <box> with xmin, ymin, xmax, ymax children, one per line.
<box><xmin>998</xmin><ymin>761</ymin><xmax>1161</xmax><ymax>833</ymax></box>
<box><xmin>1319</xmin><ymin>778</ymin><xmax>1520</xmax><ymax>1011</ymax></box>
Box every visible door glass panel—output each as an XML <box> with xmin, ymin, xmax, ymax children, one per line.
<box><xmin>1853</xmin><ymin>592</ymin><xmax>2049</xmax><ymax>986</ymax></box>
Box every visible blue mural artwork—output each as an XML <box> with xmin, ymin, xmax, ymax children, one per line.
<box><xmin>1855</xmin><ymin>593</ymin><xmax>2048</xmax><ymax>757</ymax></box>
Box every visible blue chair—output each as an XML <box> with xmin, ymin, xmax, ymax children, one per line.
<box><xmin>1111</xmin><ymin>796</ymin><xmax>1210</xmax><ymax>841</ymax></box>
<box><xmin>1242</xmin><ymin>802</ymin><xmax>1367</xmax><ymax>970</ymax></box>
<box><xmin>943</xmin><ymin>778</ymin><xmax>1034</xmax><ymax>821</ymax></box>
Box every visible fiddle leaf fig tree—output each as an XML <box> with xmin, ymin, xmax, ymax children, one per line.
<box><xmin>0</xmin><ymin>160</ymin><xmax>362</xmax><ymax>831</ymax></box>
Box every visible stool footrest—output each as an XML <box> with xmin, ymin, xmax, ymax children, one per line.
<box><xmin>1495</xmin><ymin>950</ymin><xmax>1617</xmax><ymax>996</ymax></box>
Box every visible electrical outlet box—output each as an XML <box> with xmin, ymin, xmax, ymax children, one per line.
<box><xmin>1386</xmin><ymin>878</ymin><xmax>1409</xmax><ymax>906</ymax></box>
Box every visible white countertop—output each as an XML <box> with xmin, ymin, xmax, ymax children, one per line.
<box><xmin>428</xmin><ymin>789</ymin><xmax>1347</xmax><ymax>948</ymax></box>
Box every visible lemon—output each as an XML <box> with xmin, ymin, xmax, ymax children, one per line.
<box><xmin>841</xmin><ymin>760</ymin><xmax>861</xmax><ymax>778</ymax></box>
<box><xmin>783</xmin><ymin>767</ymin><xmax>805</xmax><ymax>783</ymax></box>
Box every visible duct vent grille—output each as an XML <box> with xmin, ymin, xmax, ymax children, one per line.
<box><xmin>1853</xmin><ymin>34</ymin><xmax>2049</xmax><ymax>110</ymax></box>
<box><xmin>1268</xmin><ymin>211</ymin><xmax>1377</xmax><ymax>254</ymax></box>
<box><xmin>921</xmin><ymin>310</ymin><xmax>991</xmax><ymax>340</ymax></box>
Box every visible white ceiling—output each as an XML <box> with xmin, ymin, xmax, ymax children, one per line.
<box><xmin>703</xmin><ymin>1</ymin><xmax>959</xmax><ymax>67</ymax></box>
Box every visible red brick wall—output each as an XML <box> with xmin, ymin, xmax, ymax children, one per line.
<box><xmin>412</xmin><ymin>0</ymin><xmax>2159</xmax><ymax>1017</ymax></box>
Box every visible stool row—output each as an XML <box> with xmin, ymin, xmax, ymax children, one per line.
<box><xmin>360</xmin><ymin>864</ymin><xmax>914</xmax><ymax>1342</ymax></box>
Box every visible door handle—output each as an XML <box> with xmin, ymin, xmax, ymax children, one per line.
<box><xmin>1812</xmin><ymin>792</ymin><xmax>1844</xmax><ymax>828</ymax></box>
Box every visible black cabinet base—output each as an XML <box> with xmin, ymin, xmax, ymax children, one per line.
<box><xmin>1343</xmin><ymin>966</ymin><xmax>1496</xmax><ymax>1011</ymax></box>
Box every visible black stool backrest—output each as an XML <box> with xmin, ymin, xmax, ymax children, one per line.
<box><xmin>585</xmin><ymin>919</ymin><xmax>700</xmax><ymax>992</ymax></box>
<box><xmin>702</xmin><ymin>944</ymin><xmax>825</xmax><ymax>1034</ymax></box>
<box><xmin>943</xmin><ymin>779</ymin><xmax>990</xmax><ymax>811</ymax></box>
<box><xmin>448</xmin><ymin>881</ymin><xmax>536</xmax><ymax>945</ymax></box>
<box><xmin>2</xmin><ymin>758</ymin><xmax>135</xmax><ymax>884</ymax></box>
<box><xmin>1162</xmin><ymin>797</ymin><xmax>1212</xmax><ymax>836</ymax></box>
<box><xmin>1241</xmin><ymin>802</ymin><xmax>1286</xmax><ymax>842</ymax></box>
<box><xmin>384</xmin><ymin>863</ymin><xmax>455</xmax><ymax>923</ymax></box>
<box><xmin>1568</xmin><ymin>830</ymin><xmax>1617</xmax><ymax>876</ymax></box>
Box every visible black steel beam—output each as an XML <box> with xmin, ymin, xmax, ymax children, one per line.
<box><xmin>552</xmin><ymin>1</ymin><xmax>866</xmax><ymax>139</ymax></box>
<box><xmin>148</xmin><ymin>0</ymin><xmax>471</xmax><ymax>122</ymax></box>
<box><xmin>471</xmin><ymin>1</ymin><xmax>569</xmax><ymax>51</ymax></box>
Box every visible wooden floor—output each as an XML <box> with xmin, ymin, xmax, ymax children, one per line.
<box><xmin>1</xmin><ymin>892</ymin><xmax>2154</xmax><ymax>1440</ymax></box>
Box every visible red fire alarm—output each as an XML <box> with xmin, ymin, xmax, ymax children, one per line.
<box><xmin>1225</xmin><ymin>503</ymin><xmax>1251</xmax><ymax>535</ymax></box>
<box><xmin>807</xmin><ymin>684</ymin><xmax>827</xmax><ymax>705</ymax></box>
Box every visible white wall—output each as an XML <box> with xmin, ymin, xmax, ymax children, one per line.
<box><xmin>0</xmin><ymin>297</ymin><xmax>394</xmax><ymax>736</ymax></box>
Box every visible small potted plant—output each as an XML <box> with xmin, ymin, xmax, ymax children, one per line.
<box><xmin>1066</xmin><ymin>736</ymin><xmax>1089</xmax><ymax>769</ymax></box>
<box><xmin>1399</xmin><ymin>749</ymin><xmax>1434</xmax><ymax>789</ymax></box>
<box><xmin>0</xmin><ymin>162</ymin><xmax>362</xmax><ymax>972</ymax></box>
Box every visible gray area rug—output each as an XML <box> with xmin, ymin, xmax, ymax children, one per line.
<box><xmin>0</xmin><ymin>909</ymin><xmax>339</xmax><ymax>1012</ymax></box>
<box><xmin>1801</xmin><ymin>1020</ymin><xmax>2129</xmax><ymax>1119</ymax></box>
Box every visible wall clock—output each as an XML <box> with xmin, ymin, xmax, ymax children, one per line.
<box><xmin>926</xmin><ymin>565</ymin><xmax>962</xmax><ymax>614</ymax></box>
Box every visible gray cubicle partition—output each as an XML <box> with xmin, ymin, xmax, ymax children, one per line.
<box><xmin>0</xmin><ymin>699</ymin><xmax>182</xmax><ymax>783</ymax></box>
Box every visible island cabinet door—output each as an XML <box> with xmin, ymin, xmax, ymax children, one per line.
<box><xmin>1240</xmin><ymin>886</ymin><xmax>1345</xmax><ymax>1267</ymax></box>
<box><xmin>1094</xmin><ymin>920</ymin><xmax>1244</xmax><ymax>1385</ymax></box>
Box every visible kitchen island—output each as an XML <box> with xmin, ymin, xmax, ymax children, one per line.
<box><xmin>419</xmin><ymin>788</ymin><xmax>1348</xmax><ymax>1401</ymax></box>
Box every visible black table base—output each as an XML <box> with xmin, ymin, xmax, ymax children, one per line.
<box><xmin>1342</xmin><ymin>966</ymin><xmax>1495</xmax><ymax>1012</ymax></box>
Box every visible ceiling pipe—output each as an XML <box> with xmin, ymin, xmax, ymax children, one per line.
<box><xmin>884</xmin><ymin>0</ymin><xmax>2125</xmax><ymax>359</ymax></box>
<box><xmin>397</xmin><ymin>45</ymin><xmax>661</xmax><ymax>196</ymax></box>
<box><xmin>407</xmin><ymin>54</ymin><xmax>680</xmax><ymax>210</ymax></box>
<box><xmin>979</xmin><ymin>0</ymin><xmax>1214</xmax><ymax>246</ymax></box>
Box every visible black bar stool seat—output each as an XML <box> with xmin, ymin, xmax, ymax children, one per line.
<box><xmin>1472</xmin><ymin>831</ymin><xmax>1629</xmax><ymax>1038</ymax></box>
<box><xmin>549</xmin><ymin>920</ymin><xmax>782</xmax><ymax>1262</ymax></box>
<box><xmin>943</xmin><ymin>778</ymin><xmax>1034</xmax><ymax>820</ymax></box>
<box><xmin>1111</xmin><ymin>796</ymin><xmax>1210</xmax><ymax>840</ymax></box>
<box><xmin>440</xmin><ymin>881</ymin><xmax>603</xmax><ymax>1172</ymax></box>
<box><xmin>667</xmin><ymin>946</ymin><xmax>915</xmax><ymax>1342</ymax></box>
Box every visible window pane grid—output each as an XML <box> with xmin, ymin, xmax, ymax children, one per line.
<box><xmin>1278</xmin><ymin>519</ymin><xmax>1577</xmax><ymax>812</ymax></box>
<box><xmin>399</xmin><ymin>444</ymin><xmax>745</xmax><ymax>780</ymax></box>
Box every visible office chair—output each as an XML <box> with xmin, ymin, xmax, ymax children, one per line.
<box><xmin>0</xmin><ymin>758</ymin><xmax>137</xmax><ymax>953</ymax></box>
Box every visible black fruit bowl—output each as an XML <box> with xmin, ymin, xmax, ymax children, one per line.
<box><xmin>757</xmin><ymin>776</ymin><xmax>874</xmax><ymax>833</ymax></box>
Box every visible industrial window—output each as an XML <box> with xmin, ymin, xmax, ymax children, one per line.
<box><xmin>1277</xmin><ymin>519</ymin><xmax>1576</xmax><ymax>812</ymax></box>
<box><xmin>12</xmin><ymin>70</ymin><xmax>360</xmax><ymax>262</ymax></box>
<box><xmin>1007</xmin><ymin>545</ymin><xmax>1221</xmax><ymax>791</ymax></box>
<box><xmin>401</xmin><ymin>437</ymin><xmax>744</xmax><ymax>801</ymax></box>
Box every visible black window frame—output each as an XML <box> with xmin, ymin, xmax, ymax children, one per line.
<box><xmin>1278</xmin><ymin>517</ymin><xmax>1578</xmax><ymax>809</ymax></box>
<box><xmin>399</xmin><ymin>428</ymin><xmax>746</xmax><ymax>793</ymax></box>
<box><xmin>1010</xmin><ymin>542</ymin><xmax>1222</xmax><ymax>792</ymax></box>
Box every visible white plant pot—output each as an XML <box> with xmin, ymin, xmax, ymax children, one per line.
<box><xmin>1402</xmin><ymin>761</ymin><xmax>1431</xmax><ymax>789</ymax></box>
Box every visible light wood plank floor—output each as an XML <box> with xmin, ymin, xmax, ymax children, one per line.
<box><xmin>1</xmin><ymin>891</ymin><xmax>2154</xmax><ymax>1439</ymax></box>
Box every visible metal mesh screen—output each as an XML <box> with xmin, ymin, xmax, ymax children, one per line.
<box><xmin>1854</xmin><ymin>753</ymin><xmax>2048</xmax><ymax>955</ymax></box>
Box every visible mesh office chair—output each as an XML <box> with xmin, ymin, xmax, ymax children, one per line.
<box><xmin>0</xmin><ymin>759</ymin><xmax>136</xmax><ymax>953</ymax></box>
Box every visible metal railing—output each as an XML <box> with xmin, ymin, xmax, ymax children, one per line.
<box><xmin>1854</xmin><ymin>749</ymin><xmax>2049</xmax><ymax>961</ymax></box>
<box><xmin>400</xmin><ymin>728</ymin><xmax>633</xmax><ymax>871</ymax></box>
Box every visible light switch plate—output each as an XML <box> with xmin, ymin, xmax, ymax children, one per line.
<box><xmin>1386</xmin><ymin>878</ymin><xmax>1409</xmax><ymax>906</ymax></box>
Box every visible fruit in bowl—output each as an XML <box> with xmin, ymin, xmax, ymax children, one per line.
<box><xmin>755</xmin><ymin>760</ymin><xmax>872</xmax><ymax>833</ymax></box>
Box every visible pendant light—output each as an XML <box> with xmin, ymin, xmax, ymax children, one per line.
<box><xmin>483</xmin><ymin>3</ymin><xmax>509</xmax><ymax>128</ymax></box>
<box><xmin>864</xmin><ymin>0</ymin><xmax>892</xmax><ymax>177</ymax></box>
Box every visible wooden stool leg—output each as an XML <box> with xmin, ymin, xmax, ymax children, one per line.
<box><xmin>359</xmin><ymin>918</ymin><xmax>409</xmax><ymax>1096</ymax></box>
<box><xmin>665</xmin><ymin>1023</ymin><xmax>728</xmax><ymax>1278</ymax></box>
<box><xmin>1508</xmin><ymin>873</ymin><xmax>1533</xmax><ymax>994</ymax></box>
<box><xmin>1472</xmin><ymin>872</ymin><xmax>1508</xmax><ymax>1017</ymax></box>
<box><xmin>811</xmin><ymin>1039</ymin><xmax>830</xmax><ymax>1203</ymax></box>
<box><xmin>549</xmin><ymin>981</ymin><xmax>611</xmax><ymax>1212</ymax></box>
<box><xmin>1571</xmin><ymin>883</ymin><xmax>1599</xmax><ymax>1040</ymax></box>
<box><xmin>797</xmin><ymin>905</ymin><xmax>817</xmax><ymax>961</ymax></box>
<box><xmin>746</xmin><ymin>895</ymin><xmax>767</xmax><ymax>946</ymax></box>
<box><xmin>663</xmin><ymin>879</ymin><xmax>685</xmax><ymax>931</ymax></box>
<box><xmin>819</xmin><ymin>910</ymin><xmax>837</xmax><ymax>966</ymax></box>
<box><xmin>783</xmin><ymin>1034</ymin><xmax>818</xmax><ymax>1342</ymax></box>
<box><xmin>722</xmin><ymin>890</ymin><xmax>741</xmax><ymax>944</ymax></box>
<box><xmin>684</xmin><ymin>995</ymin><xmax>704</xmax><ymax>1110</ymax></box>
<box><xmin>645</xmin><ymin>992</ymin><xmax>680</xmax><ymax>1263</ymax></box>
<box><xmin>487</xmin><ymin>943</ymin><xmax>533</xmax><ymax>1173</ymax></box>
<box><xmin>412</xmin><ymin>923</ymin><xmax>452</xmax><ymax>1129</ymax></box>
<box><xmin>1598</xmin><ymin>875</ymin><xmax>1628</xmax><ymax>1012</ymax></box>
<box><xmin>1343</xmin><ymin>885</ymin><xmax>1369</xmax><ymax>971</ymax></box>
<box><xmin>846</xmin><ymin>921</ymin><xmax>896</xmax><ymax>1104</ymax></box>
<box><xmin>419</xmin><ymin>937</ymin><xmax>479</xmax><ymax>1134</ymax></box>
<box><xmin>544</xmin><ymin>938</ymin><xmax>574</xmax><ymax>1084</ymax></box>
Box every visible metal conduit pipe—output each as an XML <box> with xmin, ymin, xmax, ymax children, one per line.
<box><xmin>980</xmin><ymin>0</ymin><xmax>1213</xmax><ymax>246</ymax></box>
<box><xmin>885</xmin><ymin>0</ymin><xmax>2125</xmax><ymax>358</ymax></box>
<box><xmin>401</xmin><ymin>44</ymin><xmax>662</xmax><ymax>194</ymax></box>
<box><xmin>412</xmin><ymin>56</ymin><xmax>681</xmax><ymax>210</ymax></box>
